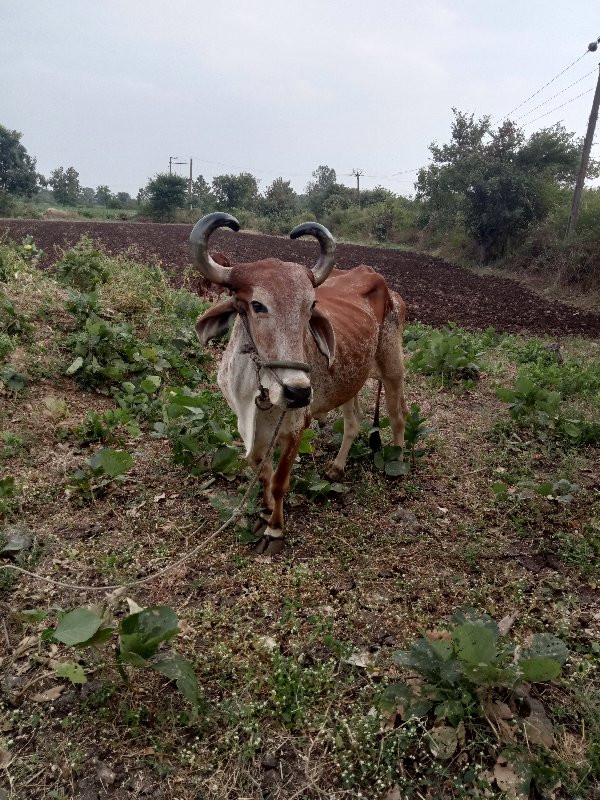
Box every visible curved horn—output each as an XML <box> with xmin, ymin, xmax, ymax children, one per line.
<box><xmin>289</xmin><ymin>222</ymin><xmax>335</xmax><ymax>286</ymax></box>
<box><xmin>190</xmin><ymin>212</ymin><xmax>240</xmax><ymax>285</ymax></box>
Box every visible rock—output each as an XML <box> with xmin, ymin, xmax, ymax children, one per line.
<box><xmin>0</xmin><ymin>525</ymin><xmax>33</xmax><ymax>556</ymax></box>
<box><xmin>261</xmin><ymin>753</ymin><xmax>279</xmax><ymax>770</ymax></box>
<box><xmin>390</xmin><ymin>508</ymin><xmax>419</xmax><ymax>532</ymax></box>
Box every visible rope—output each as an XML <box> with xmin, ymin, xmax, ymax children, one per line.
<box><xmin>1</xmin><ymin>410</ymin><xmax>287</xmax><ymax>594</ymax></box>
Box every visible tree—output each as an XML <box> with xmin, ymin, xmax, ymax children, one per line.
<box><xmin>115</xmin><ymin>192</ymin><xmax>132</xmax><ymax>209</ymax></box>
<box><xmin>261</xmin><ymin>177</ymin><xmax>298</xmax><ymax>216</ymax></box>
<box><xmin>305</xmin><ymin>165</ymin><xmax>346</xmax><ymax>218</ymax></box>
<box><xmin>144</xmin><ymin>173</ymin><xmax>187</xmax><ymax>220</ymax></box>
<box><xmin>95</xmin><ymin>185</ymin><xmax>113</xmax><ymax>207</ymax></box>
<box><xmin>79</xmin><ymin>187</ymin><xmax>96</xmax><ymax>207</ymax></box>
<box><xmin>191</xmin><ymin>175</ymin><xmax>216</xmax><ymax>211</ymax></box>
<box><xmin>212</xmin><ymin>173</ymin><xmax>259</xmax><ymax>211</ymax></box>
<box><xmin>306</xmin><ymin>165</ymin><xmax>337</xmax><ymax>194</ymax></box>
<box><xmin>0</xmin><ymin>125</ymin><xmax>39</xmax><ymax>197</ymax></box>
<box><xmin>49</xmin><ymin>166</ymin><xmax>81</xmax><ymax>206</ymax></box>
<box><xmin>416</xmin><ymin>110</ymin><xmax>584</xmax><ymax>261</ymax></box>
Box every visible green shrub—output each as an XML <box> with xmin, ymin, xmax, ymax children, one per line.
<box><xmin>39</xmin><ymin>603</ymin><xmax>198</xmax><ymax>709</ymax></box>
<box><xmin>407</xmin><ymin>325</ymin><xmax>481</xmax><ymax>383</ymax></box>
<box><xmin>153</xmin><ymin>386</ymin><xmax>241</xmax><ymax>475</ymax></box>
<box><xmin>56</xmin><ymin>237</ymin><xmax>109</xmax><ymax>291</ymax></box>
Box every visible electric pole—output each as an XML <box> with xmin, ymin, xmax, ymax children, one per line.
<box><xmin>351</xmin><ymin>168</ymin><xmax>364</xmax><ymax>207</ymax></box>
<box><xmin>189</xmin><ymin>158</ymin><xmax>193</xmax><ymax>209</ymax></box>
<box><xmin>169</xmin><ymin>156</ymin><xmax>178</xmax><ymax>175</ymax></box>
<box><xmin>565</xmin><ymin>38</ymin><xmax>600</xmax><ymax>240</ymax></box>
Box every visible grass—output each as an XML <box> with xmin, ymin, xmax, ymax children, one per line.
<box><xmin>0</xmin><ymin>237</ymin><xmax>599</xmax><ymax>798</ymax></box>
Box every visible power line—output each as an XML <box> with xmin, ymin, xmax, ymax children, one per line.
<box><xmin>520</xmin><ymin>86</ymin><xmax>595</xmax><ymax>127</ymax></box>
<box><xmin>503</xmin><ymin>49</ymin><xmax>589</xmax><ymax>119</ymax></box>
<box><xmin>513</xmin><ymin>68</ymin><xmax>598</xmax><ymax>121</ymax></box>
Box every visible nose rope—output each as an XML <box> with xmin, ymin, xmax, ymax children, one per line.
<box><xmin>239</xmin><ymin>314</ymin><xmax>311</xmax><ymax>402</ymax></box>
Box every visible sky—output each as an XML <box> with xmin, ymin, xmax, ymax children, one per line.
<box><xmin>2</xmin><ymin>1</ymin><xmax>599</xmax><ymax>198</ymax></box>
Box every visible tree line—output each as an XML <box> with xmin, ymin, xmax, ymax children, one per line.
<box><xmin>1</xmin><ymin>116</ymin><xmax>598</xmax><ymax>283</ymax></box>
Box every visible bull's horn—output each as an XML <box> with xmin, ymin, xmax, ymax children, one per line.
<box><xmin>190</xmin><ymin>212</ymin><xmax>239</xmax><ymax>285</ymax></box>
<box><xmin>289</xmin><ymin>222</ymin><xmax>335</xmax><ymax>286</ymax></box>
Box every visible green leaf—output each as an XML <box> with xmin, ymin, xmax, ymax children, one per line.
<box><xmin>522</xmin><ymin>633</ymin><xmax>568</xmax><ymax>666</ymax></box>
<box><xmin>66</xmin><ymin>356</ymin><xmax>83</xmax><ymax>375</ymax></box>
<box><xmin>520</xmin><ymin>657</ymin><xmax>561</xmax><ymax>682</ymax></box>
<box><xmin>92</xmin><ymin>448</ymin><xmax>133</xmax><ymax>477</ymax></box>
<box><xmin>373</xmin><ymin>451</ymin><xmax>385</xmax><ymax>470</ymax></box>
<box><xmin>429</xmin><ymin>639</ymin><xmax>453</xmax><ymax>661</ymax></box>
<box><xmin>211</xmin><ymin>445</ymin><xmax>238</xmax><ymax>473</ymax></box>
<box><xmin>53</xmin><ymin>608</ymin><xmax>103</xmax><ymax>646</ymax></box>
<box><xmin>453</xmin><ymin>623</ymin><xmax>497</xmax><ymax>666</ymax></box>
<box><xmin>298</xmin><ymin>428</ymin><xmax>314</xmax><ymax>454</ymax></box>
<box><xmin>54</xmin><ymin>662</ymin><xmax>87</xmax><ymax>684</ymax></box>
<box><xmin>385</xmin><ymin>460</ymin><xmax>410</xmax><ymax>477</ymax></box>
<box><xmin>140</xmin><ymin>375</ymin><xmax>161</xmax><ymax>393</ymax></box>
<box><xmin>404</xmin><ymin>699</ymin><xmax>433</xmax><ymax>719</ymax></box>
<box><xmin>151</xmin><ymin>653</ymin><xmax>199</xmax><ymax>705</ymax></box>
<box><xmin>78</xmin><ymin>627</ymin><xmax>113</xmax><ymax>648</ymax></box>
<box><xmin>119</xmin><ymin>606</ymin><xmax>179</xmax><ymax>665</ymax></box>
<box><xmin>378</xmin><ymin>682</ymin><xmax>413</xmax><ymax>712</ymax></box>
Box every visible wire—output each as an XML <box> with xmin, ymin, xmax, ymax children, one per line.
<box><xmin>520</xmin><ymin>86</ymin><xmax>595</xmax><ymax>127</ymax></box>
<box><xmin>514</xmin><ymin>69</ymin><xmax>597</xmax><ymax>121</ymax></box>
<box><xmin>503</xmin><ymin>50</ymin><xmax>589</xmax><ymax>119</ymax></box>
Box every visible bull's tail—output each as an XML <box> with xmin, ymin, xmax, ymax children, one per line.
<box><xmin>369</xmin><ymin>381</ymin><xmax>383</xmax><ymax>453</ymax></box>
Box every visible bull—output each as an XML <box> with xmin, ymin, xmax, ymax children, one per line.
<box><xmin>192</xmin><ymin>212</ymin><xmax>408</xmax><ymax>554</ymax></box>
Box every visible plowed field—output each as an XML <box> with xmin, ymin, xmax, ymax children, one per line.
<box><xmin>2</xmin><ymin>218</ymin><xmax>599</xmax><ymax>337</ymax></box>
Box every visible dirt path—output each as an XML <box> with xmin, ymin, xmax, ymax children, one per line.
<box><xmin>2</xmin><ymin>218</ymin><xmax>600</xmax><ymax>337</ymax></box>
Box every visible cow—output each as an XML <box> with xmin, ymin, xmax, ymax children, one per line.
<box><xmin>192</xmin><ymin>212</ymin><xmax>408</xmax><ymax>554</ymax></box>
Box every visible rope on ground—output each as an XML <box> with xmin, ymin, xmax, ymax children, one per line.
<box><xmin>1</xmin><ymin>410</ymin><xmax>287</xmax><ymax>594</ymax></box>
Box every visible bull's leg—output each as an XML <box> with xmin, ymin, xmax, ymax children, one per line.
<box><xmin>383</xmin><ymin>372</ymin><xmax>409</xmax><ymax>446</ymax></box>
<box><xmin>253</xmin><ymin>430</ymin><xmax>302</xmax><ymax>556</ymax></box>
<box><xmin>248</xmin><ymin>432</ymin><xmax>275</xmax><ymax>513</ymax></box>
<box><xmin>325</xmin><ymin>395</ymin><xmax>362</xmax><ymax>482</ymax></box>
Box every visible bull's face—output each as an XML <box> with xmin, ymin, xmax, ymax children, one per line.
<box><xmin>192</xmin><ymin>213</ymin><xmax>337</xmax><ymax>411</ymax></box>
<box><xmin>195</xmin><ymin>259</ymin><xmax>336</xmax><ymax>409</ymax></box>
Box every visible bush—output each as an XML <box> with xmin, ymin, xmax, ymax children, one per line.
<box><xmin>56</xmin><ymin>237</ymin><xmax>109</xmax><ymax>291</ymax></box>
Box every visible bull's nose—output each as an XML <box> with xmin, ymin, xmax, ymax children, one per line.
<box><xmin>283</xmin><ymin>384</ymin><xmax>312</xmax><ymax>408</ymax></box>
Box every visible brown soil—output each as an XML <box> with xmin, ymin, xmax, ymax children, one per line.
<box><xmin>2</xmin><ymin>218</ymin><xmax>600</xmax><ymax>337</ymax></box>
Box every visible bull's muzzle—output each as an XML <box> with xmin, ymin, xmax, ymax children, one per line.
<box><xmin>283</xmin><ymin>384</ymin><xmax>312</xmax><ymax>408</ymax></box>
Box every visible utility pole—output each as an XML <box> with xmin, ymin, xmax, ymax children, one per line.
<box><xmin>189</xmin><ymin>158</ymin><xmax>193</xmax><ymax>209</ymax></box>
<box><xmin>351</xmin><ymin>168</ymin><xmax>364</xmax><ymax>207</ymax></box>
<box><xmin>169</xmin><ymin>156</ymin><xmax>178</xmax><ymax>175</ymax></box>
<box><xmin>565</xmin><ymin>39</ymin><xmax>600</xmax><ymax>240</ymax></box>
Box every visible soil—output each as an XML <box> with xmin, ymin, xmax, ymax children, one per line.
<box><xmin>2</xmin><ymin>218</ymin><xmax>600</xmax><ymax>338</ymax></box>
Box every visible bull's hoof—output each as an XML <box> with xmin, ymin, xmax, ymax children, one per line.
<box><xmin>324</xmin><ymin>463</ymin><xmax>344</xmax><ymax>482</ymax></box>
<box><xmin>252</xmin><ymin>514</ymin><xmax>270</xmax><ymax>535</ymax></box>
<box><xmin>252</xmin><ymin>535</ymin><xmax>285</xmax><ymax>556</ymax></box>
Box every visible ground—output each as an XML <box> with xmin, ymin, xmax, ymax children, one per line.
<box><xmin>2</xmin><ymin>219</ymin><xmax>600</xmax><ymax>337</ymax></box>
<box><xmin>0</xmin><ymin>224</ymin><xmax>599</xmax><ymax>800</ymax></box>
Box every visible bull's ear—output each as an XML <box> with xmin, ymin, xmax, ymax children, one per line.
<box><xmin>309</xmin><ymin>305</ymin><xmax>336</xmax><ymax>367</ymax></box>
<box><xmin>195</xmin><ymin>299</ymin><xmax>238</xmax><ymax>344</ymax></box>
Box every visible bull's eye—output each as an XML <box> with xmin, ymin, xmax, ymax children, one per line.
<box><xmin>251</xmin><ymin>300</ymin><xmax>268</xmax><ymax>314</ymax></box>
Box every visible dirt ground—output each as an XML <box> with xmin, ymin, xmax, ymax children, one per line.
<box><xmin>2</xmin><ymin>218</ymin><xmax>600</xmax><ymax>338</ymax></box>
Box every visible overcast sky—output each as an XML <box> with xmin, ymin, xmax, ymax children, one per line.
<box><xmin>2</xmin><ymin>1</ymin><xmax>599</xmax><ymax>197</ymax></box>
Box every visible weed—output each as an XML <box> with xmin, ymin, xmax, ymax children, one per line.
<box><xmin>373</xmin><ymin>403</ymin><xmax>432</xmax><ymax>475</ymax></box>
<box><xmin>0</xmin><ymin>475</ymin><xmax>19</xmax><ymax>516</ymax></box>
<box><xmin>153</xmin><ymin>385</ymin><xmax>241</xmax><ymax>475</ymax></box>
<box><xmin>65</xmin><ymin>447</ymin><xmax>133</xmax><ymax>502</ymax></box>
<box><xmin>406</xmin><ymin>325</ymin><xmax>481</xmax><ymax>383</ymax></box>
<box><xmin>55</xmin><ymin>237</ymin><xmax>109</xmax><ymax>292</ymax></box>
<box><xmin>40</xmin><ymin>602</ymin><xmax>199</xmax><ymax>709</ymax></box>
<box><xmin>0</xmin><ymin>431</ymin><xmax>28</xmax><ymax>461</ymax></box>
<box><xmin>71</xmin><ymin>408</ymin><xmax>140</xmax><ymax>445</ymax></box>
